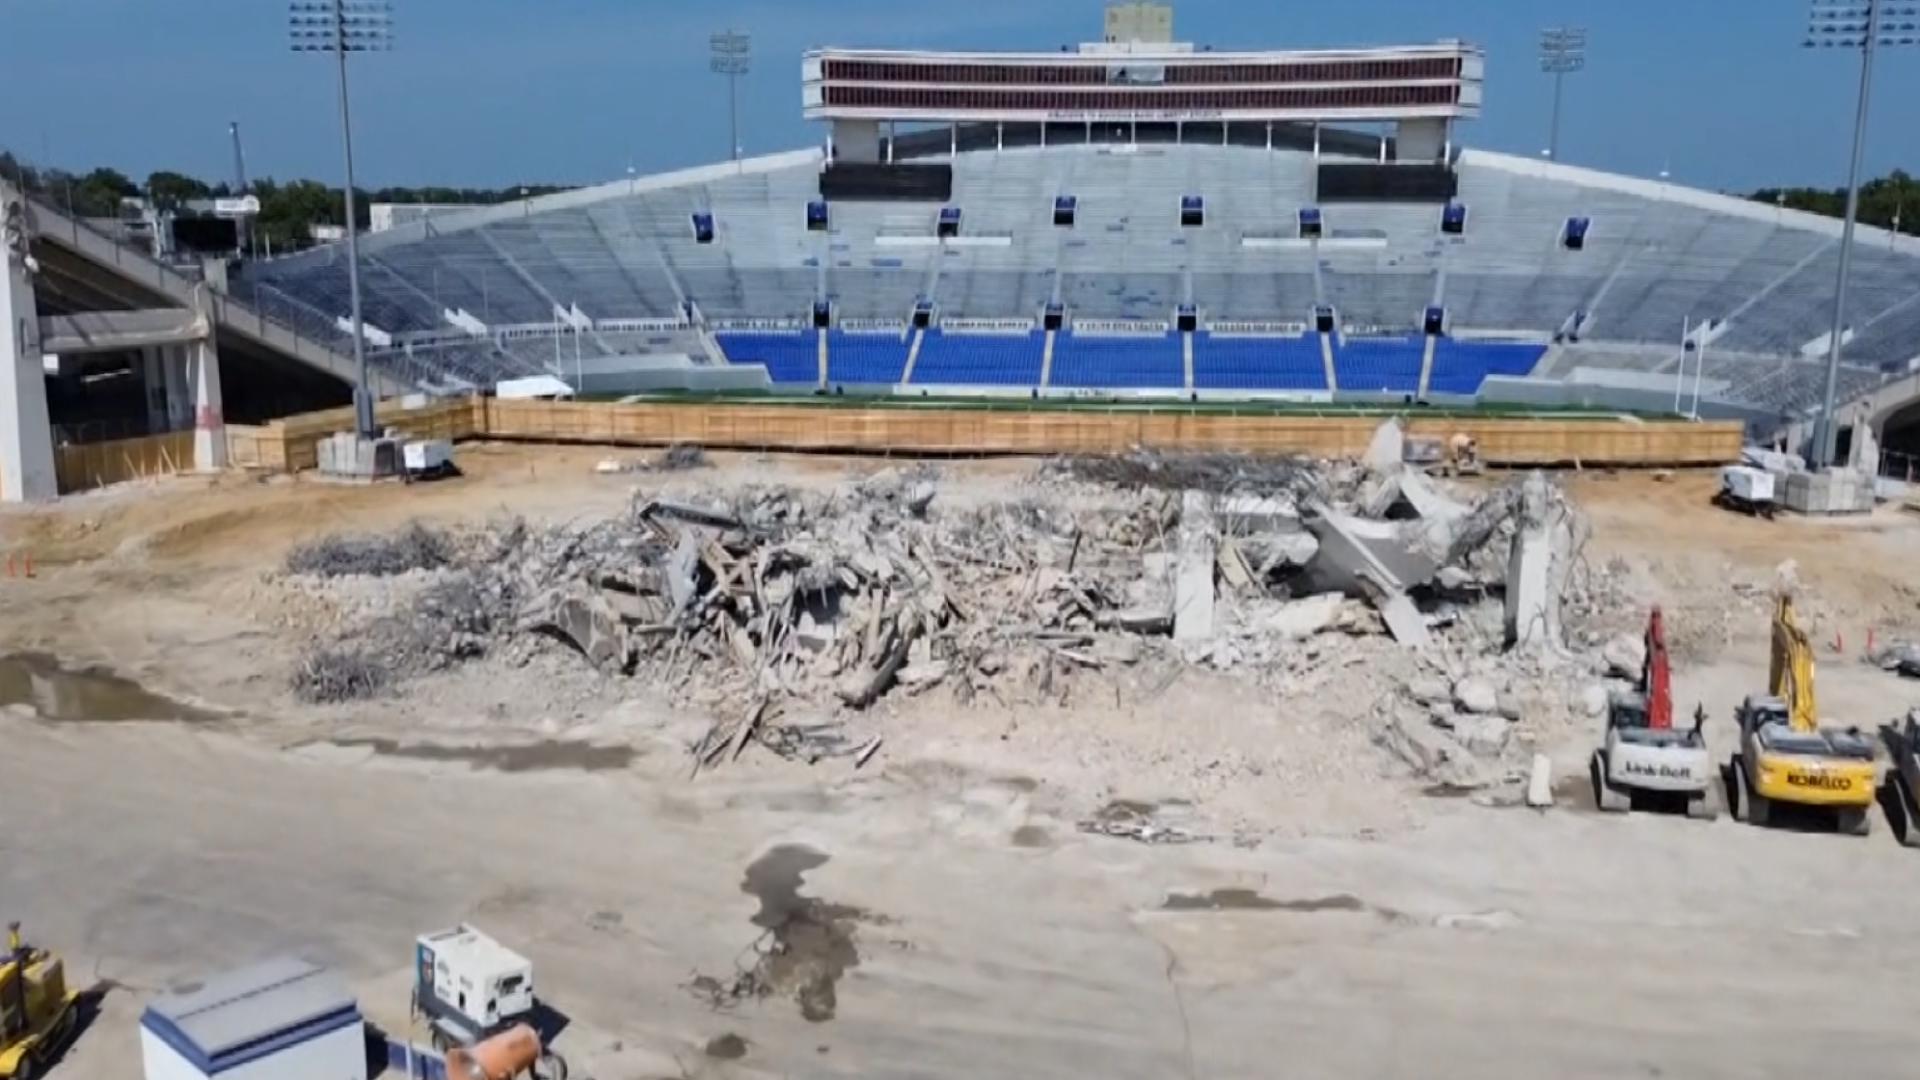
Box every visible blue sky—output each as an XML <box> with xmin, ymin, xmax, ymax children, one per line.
<box><xmin>1</xmin><ymin>0</ymin><xmax>1916</xmax><ymax>193</ymax></box>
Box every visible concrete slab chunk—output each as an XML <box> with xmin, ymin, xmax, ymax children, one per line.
<box><xmin>1526</xmin><ymin>754</ymin><xmax>1554</xmax><ymax>808</ymax></box>
<box><xmin>1174</xmin><ymin>491</ymin><xmax>1217</xmax><ymax>643</ymax></box>
<box><xmin>1364</xmin><ymin>417</ymin><xmax>1406</xmax><ymax>472</ymax></box>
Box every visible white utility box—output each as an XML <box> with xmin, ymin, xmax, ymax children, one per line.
<box><xmin>139</xmin><ymin>957</ymin><xmax>365</xmax><ymax>1080</ymax></box>
<box><xmin>414</xmin><ymin>924</ymin><xmax>538</xmax><ymax>1044</ymax></box>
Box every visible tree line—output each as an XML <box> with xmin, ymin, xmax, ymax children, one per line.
<box><xmin>1</xmin><ymin>150</ymin><xmax>571</xmax><ymax>250</ymax></box>
<box><xmin>1749</xmin><ymin>170</ymin><xmax>1919</xmax><ymax>237</ymax></box>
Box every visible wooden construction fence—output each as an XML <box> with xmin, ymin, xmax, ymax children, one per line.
<box><xmin>54</xmin><ymin>430</ymin><xmax>196</xmax><ymax>494</ymax></box>
<box><xmin>42</xmin><ymin>397</ymin><xmax>1737</xmax><ymax>493</ymax></box>
<box><xmin>476</xmin><ymin>398</ymin><xmax>1744</xmax><ymax>466</ymax></box>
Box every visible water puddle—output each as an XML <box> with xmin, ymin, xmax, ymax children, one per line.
<box><xmin>738</xmin><ymin>844</ymin><xmax>866</xmax><ymax>1023</ymax></box>
<box><xmin>1161</xmin><ymin>889</ymin><xmax>1368</xmax><ymax>914</ymax></box>
<box><xmin>324</xmin><ymin>737</ymin><xmax>636</xmax><ymax>773</ymax></box>
<box><xmin>704</xmin><ymin>1033</ymin><xmax>748</xmax><ymax>1061</ymax></box>
<box><xmin>1010</xmin><ymin>825</ymin><xmax>1054</xmax><ymax>849</ymax></box>
<box><xmin>0</xmin><ymin>653</ymin><xmax>218</xmax><ymax>724</ymax></box>
<box><xmin>1160</xmin><ymin>889</ymin><xmax>1409</xmax><ymax>923</ymax></box>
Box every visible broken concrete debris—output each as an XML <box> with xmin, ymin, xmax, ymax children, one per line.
<box><xmin>1363</xmin><ymin>417</ymin><xmax>1406</xmax><ymax>473</ymax></box>
<box><xmin>1452</xmin><ymin>676</ymin><xmax>1500</xmax><ymax>716</ymax></box>
<box><xmin>1174</xmin><ymin>491</ymin><xmax>1218</xmax><ymax>644</ymax></box>
<box><xmin>284</xmin><ymin>450</ymin><xmax>1622</xmax><ymax>789</ymax></box>
<box><xmin>1380</xmin><ymin>705</ymin><xmax>1490</xmax><ymax>790</ymax></box>
<box><xmin>1526</xmin><ymin>754</ymin><xmax>1554</xmax><ymax>808</ymax></box>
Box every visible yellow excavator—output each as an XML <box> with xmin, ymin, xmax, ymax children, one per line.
<box><xmin>1730</xmin><ymin>595</ymin><xmax>1878</xmax><ymax>835</ymax></box>
<box><xmin>0</xmin><ymin>923</ymin><xmax>78</xmax><ymax>1080</ymax></box>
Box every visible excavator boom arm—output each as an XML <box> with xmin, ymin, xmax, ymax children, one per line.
<box><xmin>1645</xmin><ymin>607</ymin><xmax>1673</xmax><ymax>729</ymax></box>
<box><xmin>1769</xmin><ymin>596</ymin><xmax>1818</xmax><ymax>732</ymax></box>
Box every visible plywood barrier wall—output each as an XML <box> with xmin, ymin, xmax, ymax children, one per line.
<box><xmin>475</xmin><ymin>399</ymin><xmax>1743</xmax><ymax>466</ymax></box>
<box><xmin>54</xmin><ymin>431</ymin><xmax>197</xmax><ymax>494</ymax></box>
<box><xmin>224</xmin><ymin>424</ymin><xmax>278</xmax><ymax>471</ymax></box>
<box><xmin>271</xmin><ymin>398</ymin><xmax>484</xmax><ymax>471</ymax></box>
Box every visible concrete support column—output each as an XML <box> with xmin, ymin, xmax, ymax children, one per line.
<box><xmin>141</xmin><ymin>347</ymin><xmax>167</xmax><ymax>433</ymax></box>
<box><xmin>831</xmin><ymin>119</ymin><xmax>879</xmax><ymax>164</ymax></box>
<box><xmin>188</xmin><ymin>336</ymin><xmax>224</xmax><ymax>471</ymax></box>
<box><xmin>0</xmin><ymin>239</ymin><xmax>56</xmax><ymax>502</ymax></box>
<box><xmin>162</xmin><ymin>345</ymin><xmax>191</xmax><ymax>431</ymax></box>
<box><xmin>1396</xmin><ymin>118</ymin><xmax>1448</xmax><ymax>162</ymax></box>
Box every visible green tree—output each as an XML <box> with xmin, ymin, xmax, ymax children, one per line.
<box><xmin>68</xmin><ymin>167</ymin><xmax>138</xmax><ymax>217</ymax></box>
<box><xmin>147</xmin><ymin>170</ymin><xmax>213</xmax><ymax>210</ymax></box>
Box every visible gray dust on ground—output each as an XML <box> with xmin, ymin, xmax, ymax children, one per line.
<box><xmin>0</xmin><ymin>653</ymin><xmax>219</xmax><ymax>724</ymax></box>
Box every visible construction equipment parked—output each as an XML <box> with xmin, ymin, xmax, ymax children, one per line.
<box><xmin>1730</xmin><ymin>595</ymin><xmax>1877</xmax><ymax>835</ymax></box>
<box><xmin>1880</xmin><ymin>710</ymin><xmax>1920</xmax><ymax>848</ymax></box>
<box><xmin>1</xmin><ymin>923</ymin><xmax>79</xmax><ymax>1080</ymax></box>
<box><xmin>413</xmin><ymin>925</ymin><xmax>567</xmax><ymax>1080</ymax></box>
<box><xmin>1590</xmin><ymin>608</ymin><xmax>1717</xmax><ymax>818</ymax></box>
<box><xmin>1715</xmin><ymin>465</ymin><xmax>1778</xmax><ymax>519</ymax></box>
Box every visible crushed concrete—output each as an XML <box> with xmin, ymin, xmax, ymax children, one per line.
<box><xmin>276</xmin><ymin>453</ymin><xmax>1624</xmax><ymax>790</ymax></box>
<box><xmin>1452</xmin><ymin>676</ymin><xmax>1500</xmax><ymax>716</ymax></box>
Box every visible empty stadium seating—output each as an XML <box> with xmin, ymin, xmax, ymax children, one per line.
<box><xmin>911</xmin><ymin>331</ymin><xmax>1046</xmax><ymax>386</ymax></box>
<box><xmin>1334</xmin><ymin>338</ymin><xmax>1424</xmax><ymax>394</ymax></box>
<box><xmin>236</xmin><ymin>138</ymin><xmax>1920</xmax><ymax>415</ymax></box>
<box><xmin>715</xmin><ymin>331</ymin><xmax>817</xmax><ymax>384</ymax></box>
<box><xmin>1192</xmin><ymin>333</ymin><xmax>1326</xmax><ymax>391</ymax></box>
<box><xmin>1050</xmin><ymin>333</ymin><xmax>1183</xmax><ymax>390</ymax></box>
<box><xmin>1427</xmin><ymin>340</ymin><xmax>1548</xmax><ymax>394</ymax></box>
<box><xmin>828</xmin><ymin>332</ymin><xmax>910</xmax><ymax>383</ymax></box>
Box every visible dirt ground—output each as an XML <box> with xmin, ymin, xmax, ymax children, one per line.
<box><xmin>7</xmin><ymin>445</ymin><xmax>1920</xmax><ymax>1079</ymax></box>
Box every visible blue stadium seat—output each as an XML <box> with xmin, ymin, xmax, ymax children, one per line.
<box><xmin>716</xmin><ymin>331</ymin><xmax>818</xmax><ymax>384</ymax></box>
<box><xmin>911</xmin><ymin>331</ymin><xmax>1044</xmax><ymax>386</ymax></box>
<box><xmin>1333</xmin><ymin>338</ymin><xmax>1424</xmax><ymax>394</ymax></box>
<box><xmin>827</xmin><ymin>332</ymin><xmax>909</xmax><ymax>384</ymax></box>
<box><xmin>1192</xmin><ymin>333</ymin><xmax>1328</xmax><ymax>391</ymax></box>
<box><xmin>1427</xmin><ymin>340</ymin><xmax>1548</xmax><ymax>395</ymax></box>
<box><xmin>1050</xmin><ymin>333</ymin><xmax>1183</xmax><ymax>390</ymax></box>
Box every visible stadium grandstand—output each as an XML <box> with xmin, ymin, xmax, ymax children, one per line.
<box><xmin>5</xmin><ymin>3</ymin><xmax>1920</xmax><ymax>502</ymax></box>
<box><xmin>222</xmin><ymin>8</ymin><xmax>1920</xmax><ymax>431</ymax></box>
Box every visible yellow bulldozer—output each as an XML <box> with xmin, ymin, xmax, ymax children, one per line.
<box><xmin>0</xmin><ymin>923</ymin><xmax>78</xmax><ymax>1080</ymax></box>
<box><xmin>1730</xmin><ymin>595</ymin><xmax>1878</xmax><ymax>835</ymax></box>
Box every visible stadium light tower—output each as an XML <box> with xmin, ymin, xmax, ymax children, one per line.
<box><xmin>1539</xmin><ymin>27</ymin><xmax>1587</xmax><ymax>162</ymax></box>
<box><xmin>290</xmin><ymin>0</ymin><xmax>392</xmax><ymax>439</ymax></box>
<box><xmin>1804</xmin><ymin>0</ymin><xmax>1917</xmax><ymax>467</ymax></box>
<box><xmin>711</xmin><ymin>30</ymin><xmax>751</xmax><ymax>166</ymax></box>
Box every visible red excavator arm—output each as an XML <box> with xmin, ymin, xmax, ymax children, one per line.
<box><xmin>1643</xmin><ymin>607</ymin><xmax>1673</xmax><ymax>730</ymax></box>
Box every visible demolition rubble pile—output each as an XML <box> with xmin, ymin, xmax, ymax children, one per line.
<box><xmin>282</xmin><ymin>434</ymin><xmax>1617</xmax><ymax>787</ymax></box>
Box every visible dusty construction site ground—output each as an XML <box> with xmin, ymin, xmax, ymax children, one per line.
<box><xmin>7</xmin><ymin>443</ymin><xmax>1920</xmax><ymax>1079</ymax></box>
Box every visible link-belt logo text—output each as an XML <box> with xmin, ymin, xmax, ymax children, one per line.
<box><xmin>1622</xmin><ymin>760</ymin><xmax>1696</xmax><ymax>781</ymax></box>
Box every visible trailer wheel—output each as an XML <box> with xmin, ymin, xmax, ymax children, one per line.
<box><xmin>1591</xmin><ymin>751</ymin><xmax>1629</xmax><ymax>813</ymax></box>
<box><xmin>1840</xmin><ymin>808</ymin><xmax>1872</xmax><ymax>838</ymax></box>
<box><xmin>534</xmin><ymin>1051</ymin><xmax>570</xmax><ymax>1080</ymax></box>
